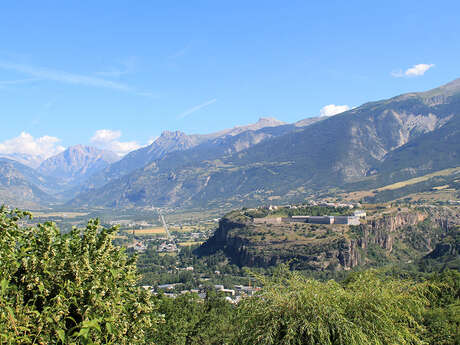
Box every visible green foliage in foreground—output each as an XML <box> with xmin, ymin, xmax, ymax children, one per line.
<box><xmin>151</xmin><ymin>267</ymin><xmax>459</xmax><ymax>345</ymax></box>
<box><xmin>151</xmin><ymin>289</ymin><xmax>234</xmax><ymax>345</ymax></box>
<box><xmin>1</xmin><ymin>207</ymin><xmax>458</xmax><ymax>345</ymax></box>
<box><xmin>0</xmin><ymin>206</ymin><xmax>161</xmax><ymax>345</ymax></box>
<box><xmin>233</xmin><ymin>268</ymin><xmax>457</xmax><ymax>345</ymax></box>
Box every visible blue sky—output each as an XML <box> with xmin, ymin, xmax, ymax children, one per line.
<box><xmin>1</xmin><ymin>1</ymin><xmax>459</xmax><ymax>158</ymax></box>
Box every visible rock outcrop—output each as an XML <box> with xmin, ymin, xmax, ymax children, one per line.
<box><xmin>197</xmin><ymin>209</ymin><xmax>452</xmax><ymax>271</ymax></box>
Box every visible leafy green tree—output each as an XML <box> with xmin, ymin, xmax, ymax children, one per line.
<box><xmin>150</xmin><ymin>290</ymin><xmax>234</xmax><ymax>345</ymax></box>
<box><xmin>423</xmin><ymin>270</ymin><xmax>460</xmax><ymax>345</ymax></box>
<box><xmin>233</xmin><ymin>267</ymin><xmax>430</xmax><ymax>345</ymax></box>
<box><xmin>0</xmin><ymin>207</ymin><xmax>161</xmax><ymax>344</ymax></box>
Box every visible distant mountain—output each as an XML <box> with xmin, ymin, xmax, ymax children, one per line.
<box><xmin>37</xmin><ymin>145</ymin><xmax>118</xmax><ymax>185</ymax></box>
<box><xmin>77</xmin><ymin>130</ymin><xmax>204</xmax><ymax>192</ymax></box>
<box><xmin>70</xmin><ymin>78</ymin><xmax>460</xmax><ymax>209</ymax></box>
<box><xmin>0</xmin><ymin>158</ymin><xmax>57</xmax><ymax>208</ymax></box>
<box><xmin>0</xmin><ymin>153</ymin><xmax>45</xmax><ymax>169</ymax></box>
<box><xmin>70</xmin><ymin>120</ymin><xmax>307</xmax><ymax>207</ymax></box>
<box><xmin>198</xmin><ymin>117</ymin><xmax>287</xmax><ymax>140</ymax></box>
<box><xmin>75</xmin><ymin>117</ymin><xmax>301</xmax><ymax>193</ymax></box>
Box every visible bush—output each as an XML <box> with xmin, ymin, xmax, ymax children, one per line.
<box><xmin>0</xmin><ymin>207</ymin><xmax>161</xmax><ymax>344</ymax></box>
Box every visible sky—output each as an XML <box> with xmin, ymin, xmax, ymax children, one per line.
<box><xmin>1</xmin><ymin>1</ymin><xmax>459</xmax><ymax>159</ymax></box>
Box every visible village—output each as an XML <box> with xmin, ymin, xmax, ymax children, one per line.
<box><xmin>142</xmin><ymin>280</ymin><xmax>260</xmax><ymax>304</ymax></box>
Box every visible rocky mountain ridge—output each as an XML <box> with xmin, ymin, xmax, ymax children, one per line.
<box><xmin>70</xmin><ymin>78</ymin><xmax>460</xmax><ymax>209</ymax></box>
<box><xmin>38</xmin><ymin>145</ymin><xmax>119</xmax><ymax>184</ymax></box>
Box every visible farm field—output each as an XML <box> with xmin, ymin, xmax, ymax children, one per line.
<box><xmin>169</xmin><ymin>223</ymin><xmax>215</xmax><ymax>232</ymax></box>
<box><xmin>32</xmin><ymin>211</ymin><xmax>89</xmax><ymax>218</ymax></box>
<box><xmin>122</xmin><ymin>227</ymin><xmax>166</xmax><ymax>235</ymax></box>
<box><xmin>177</xmin><ymin>241</ymin><xmax>203</xmax><ymax>247</ymax></box>
<box><xmin>376</xmin><ymin>167</ymin><xmax>460</xmax><ymax>191</ymax></box>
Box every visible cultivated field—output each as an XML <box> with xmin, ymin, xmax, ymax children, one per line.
<box><xmin>376</xmin><ymin>167</ymin><xmax>460</xmax><ymax>191</ymax></box>
<box><xmin>177</xmin><ymin>241</ymin><xmax>203</xmax><ymax>247</ymax></box>
<box><xmin>122</xmin><ymin>227</ymin><xmax>166</xmax><ymax>235</ymax></box>
<box><xmin>32</xmin><ymin>211</ymin><xmax>89</xmax><ymax>218</ymax></box>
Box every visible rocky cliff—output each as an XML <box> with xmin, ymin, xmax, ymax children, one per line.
<box><xmin>197</xmin><ymin>208</ymin><xmax>453</xmax><ymax>271</ymax></box>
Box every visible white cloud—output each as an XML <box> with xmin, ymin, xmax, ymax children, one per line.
<box><xmin>177</xmin><ymin>98</ymin><xmax>217</xmax><ymax>119</ymax></box>
<box><xmin>391</xmin><ymin>63</ymin><xmax>434</xmax><ymax>78</ymax></box>
<box><xmin>91</xmin><ymin>129</ymin><xmax>122</xmax><ymax>143</ymax></box>
<box><xmin>0</xmin><ymin>132</ymin><xmax>65</xmax><ymax>161</ymax></box>
<box><xmin>90</xmin><ymin>129</ymin><xmax>141</xmax><ymax>156</ymax></box>
<box><xmin>320</xmin><ymin>104</ymin><xmax>350</xmax><ymax>117</ymax></box>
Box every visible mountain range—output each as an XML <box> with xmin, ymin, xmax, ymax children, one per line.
<box><xmin>1</xmin><ymin>78</ymin><xmax>459</xmax><ymax>210</ymax></box>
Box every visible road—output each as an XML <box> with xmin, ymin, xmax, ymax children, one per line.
<box><xmin>160</xmin><ymin>213</ymin><xmax>173</xmax><ymax>240</ymax></box>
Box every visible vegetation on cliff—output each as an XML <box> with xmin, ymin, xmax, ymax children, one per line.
<box><xmin>197</xmin><ymin>205</ymin><xmax>454</xmax><ymax>271</ymax></box>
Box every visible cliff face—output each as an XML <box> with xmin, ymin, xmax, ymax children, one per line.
<box><xmin>197</xmin><ymin>210</ymin><xmax>451</xmax><ymax>271</ymax></box>
<box><xmin>357</xmin><ymin>212</ymin><xmax>427</xmax><ymax>252</ymax></box>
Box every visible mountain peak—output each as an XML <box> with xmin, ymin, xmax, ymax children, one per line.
<box><xmin>256</xmin><ymin>117</ymin><xmax>285</xmax><ymax>126</ymax></box>
<box><xmin>159</xmin><ymin>130</ymin><xmax>188</xmax><ymax>139</ymax></box>
<box><xmin>38</xmin><ymin>145</ymin><xmax>118</xmax><ymax>182</ymax></box>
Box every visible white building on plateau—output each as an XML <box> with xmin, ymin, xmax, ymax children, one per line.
<box><xmin>353</xmin><ymin>210</ymin><xmax>366</xmax><ymax>218</ymax></box>
<box><xmin>253</xmin><ymin>215</ymin><xmax>361</xmax><ymax>225</ymax></box>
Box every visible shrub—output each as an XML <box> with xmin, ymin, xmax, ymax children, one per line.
<box><xmin>0</xmin><ymin>207</ymin><xmax>161</xmax><ymax>344</ymax></box>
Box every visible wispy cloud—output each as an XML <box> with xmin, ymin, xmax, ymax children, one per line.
<box><xmin>391</xmin><ymin>63</ymin><xmax>434</xmax><ymax>78</ymax></box>
<box><xmin>0</xmin><ymin>77</ymin><xmax>40</xmax><ymax>85</ymax></box>
<box><xmin>177</xmin><ymin>98</ymin><xmax>217</xmax><ymax>119</ymax></box>
<box><xmin>96</xmin><ymin>57</ymin><xmax>137</xmax><ymax>78</ymax></box>
<box><xmin>170</xmin><ymin>42</ymin><xmax>192</xmax><ymax>59</ymax></box>
<box><xmin>0</xmin><ymin>60</ymin><xmax>157</xmax><ymax>97</ymax></box>
<box><xmin>0</xmin><ymin>60</ymin><xmax>131</xmax><ymax>90</ymax></box>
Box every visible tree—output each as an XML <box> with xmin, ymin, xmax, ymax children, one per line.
<box><xmin>0</xmin><ymin>207</ymin><xmax>161</xmax><ymax>344</ymax></box>
<box><xmin>150</xmin><ymin>289</ymin><xmax>234</xmax><ymax>345</ymax></box>
<box><xmin>233</xmin><ymin>267</ymin><xmax>430</xmax><ymax>345</ymax></box>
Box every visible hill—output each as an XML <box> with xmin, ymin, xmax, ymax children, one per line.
<box><xmin>196</xmin><ymin>204</ymin><xmax>459</xmax><ymax>271</ymax></box>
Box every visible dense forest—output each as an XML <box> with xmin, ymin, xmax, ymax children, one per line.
<box><xmin>1</xmin><ymin>207</ymin><xmax>458</xmax><ymax>344</ymax></box>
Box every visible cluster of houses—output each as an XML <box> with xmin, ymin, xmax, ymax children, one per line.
<box><xmin>254</xmin><ymin>210</ymin><xmax>366</xmax><ymax>226</ymax></box>
<box><xmin>262</xmin><ymin>201</ymin><xmax>360</xmax><ymax>211</ymax></box>
<box><xmin>158</xmin><ymin>241</ymin><xmax>178</xmax><ymax>252</ymax></box>
<box><xmin>144</xmin><ymin>282</ymin><xmax>260</xmax><ymax>304</ymax></box>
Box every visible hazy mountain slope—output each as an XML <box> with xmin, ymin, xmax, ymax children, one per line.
<box><xmin>0</xmin><ymin>158</ymin><xmax>56</xmax><ymax>208</ymax></box>
<box><xmin>75</xmin><ymin>117</ymin><xmax>306</xmax><ymax>194</ymax></box>
<box><xmin>0</xmin><ymin>153</ymin><xmax>46</xmax><ymax>169</ymax></box>
<box><xmin>77</xmin><ymin>130</ymin><xmax>203</xmax><ymax>192</ymax></box>
<box><xmin>71</xmin><ymin>78</ymin><xmax>460</xmax><ymax>209</ymax></box>
<box><xmin>69</xmin><ymin>123</ymin><xmax>304</xmax><ymax>207</ymax></box>
<box><xmin>38</xmin><ymin>145</ymin><xmax>119</xmax><ymax>184</ymax></box>
<box><xmin>196</xmin><ymin>117</ymin><xmax>287</xmax><ymax>140</ymax></box>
